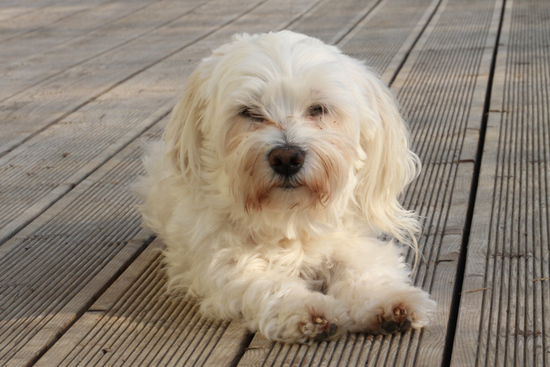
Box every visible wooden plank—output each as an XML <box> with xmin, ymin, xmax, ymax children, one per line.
<box><xmin>0</xmin><ymin>4</ymin><xmax>37</xmax><ymax>23</ymax></box>
<box><xmin>452</xmin><ymin>0</ymin><xmax>550</xmax><ymax>365</ymax></box>
<box><xmin>0</xmin><ymin>0</ymin><xmax>207</xmax><ymax>102</ymax></box>
<box><xmin>379</xmin><ymin>0</ymin><xmax>502</xmax><ymax>364</ymax></box>
<box><xmin>0</xmin><ymin>0</ymin><xmax>112</xmax><ymax>44</ymax></box>
<box><xmin>337</xmin><ymin>0</ymin><xmax>441</xmax><ymax>80</ymax></box>
<box><xmin>0</xmin><ymin>0</ymin><xmax>158</xmax><ymax>67</ymax></box>
<box><xmin>289</xmin><ymin>0</ymin><xmax>383</xmax><ymax>45</ymax></box>
<box><xmin>0</xmin><ymin>99</ymin><xmax>173</xmax><ymax>245</ymax></box>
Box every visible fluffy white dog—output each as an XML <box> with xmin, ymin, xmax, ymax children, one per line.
<box><xmin>135</xmin><ymin>31</ymin><xmax>436</xmax><ymax>343</ymax></box>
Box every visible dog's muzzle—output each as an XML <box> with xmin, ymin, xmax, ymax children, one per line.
<box><xmin>268</xmin><ymin>146</ymin><xmax>305</xmax><ymax>182</ymax></box>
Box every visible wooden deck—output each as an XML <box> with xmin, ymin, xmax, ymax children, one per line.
<box><xmin>0</xmin><ymin>0</ymin><xmax>548</xmax><ymax>365</ymax></box>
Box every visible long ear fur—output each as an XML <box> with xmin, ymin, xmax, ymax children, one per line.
<box><xmin>352</xmin><ymin>63</ymin><xmax>421</xmax><ymax>249</ymax></box>
<box><xmin>163</xmin><ymin>33</ymin><xmax>250</xmax><ymax>183</ymax></box>
<box><xmin>164</xmin><ymin>67</ymin><xmax>208</xmax><ymax>182</ymax></box>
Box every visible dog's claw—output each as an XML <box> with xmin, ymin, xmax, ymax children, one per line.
<box><xmin>393</xmin><ymin>306</ymin><xmax>407</xmax><ymax>322</ymax></box>
<box><xmin>315</xmin><ymin>317</ymin><xmax>327</xmax><ymax>325</ymax></box>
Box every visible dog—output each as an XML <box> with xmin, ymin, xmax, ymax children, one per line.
<box><xmin>135</xmin><ymin>31</ymin><xmax>436</xmax><ymax>343</ymax></box>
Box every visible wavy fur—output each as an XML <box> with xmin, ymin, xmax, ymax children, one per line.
<box><xmin>135</xmin><ymin>31</ymin><xmax>435</xmax><ymax>343</ymax></box>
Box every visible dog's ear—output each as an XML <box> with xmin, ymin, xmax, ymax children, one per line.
<box><xmin>164</xmin><ymin>35</ymin><xmax>249</xmax><ymax>183</ymax></box>
<box><xmin>164</xmin><ymin>67</ymin><xmax>208</xmax><ymax>182</ymax></box>
<box><xmin>351</xmin><ymin>63</ymin><xmax>421</xmax><ymax>246</ymax></box>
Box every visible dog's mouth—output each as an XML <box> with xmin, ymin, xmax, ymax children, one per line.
<box><xmin>278</xmin><ymin>178</ymin><xmax>303</xmax><ymax>190</ymax></box>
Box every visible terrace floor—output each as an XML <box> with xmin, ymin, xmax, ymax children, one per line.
<box><xmin>1</xmin><ymin>0</ymin><xmax>549</xmax><ymax>365</ymax></box>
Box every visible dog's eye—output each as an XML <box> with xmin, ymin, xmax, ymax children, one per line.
<box><xmin>308</xmin><ymin>104</ymin><xmax>328</xmax><ymax>117</ymax></box>
<box><xmin>239</xmin><ymin>108</ymin><xmax>266</xmax><ymax>123</ymax></box>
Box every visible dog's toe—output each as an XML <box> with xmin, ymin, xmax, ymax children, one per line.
<box><xmin>328</xmin><ymin>323</ymin><xmax>339</xmax><ymax>336</ymax></box>
<box><xmin>300</xmin><ymin>314</ymin><xmax>340</xmax><ymax>343</ymax></box>
<box><xmin>375</xmin><ymin>303</ymin><xmax>416</xmax><ymax>335</ymax></box>
<box><xmin>399</xmin><ymin>318</ymin><xmax>412</xmax><ymax>332</ymax></box>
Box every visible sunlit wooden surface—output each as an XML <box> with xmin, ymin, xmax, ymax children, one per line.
<box><xmin>0</xmin><ymin>0</ymin><xmax>548</xmax><ymax>365</ymax></box>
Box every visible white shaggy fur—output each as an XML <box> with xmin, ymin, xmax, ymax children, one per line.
<box><xmin>135</xmin><ymin>31</ymin><xmax>436</xmax><ymax>343</ymax></box>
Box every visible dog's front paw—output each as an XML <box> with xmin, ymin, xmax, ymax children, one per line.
<box><xmin>368</xmin><ymin>287</ymin><xmax>436</xmax><ymax>335</ymax></box>
<box><xmin>376</xmin><ymin>303</ymin><xmax>414</xmax><ymax>334</ymax></box>
<box><xmin>345</xmin><ymin>285</ymin><xmax>435</xmax><ymax>335</ymax></box>
<box><xmin>260</xmin><ymin>294</ymin><xmax>346</xmax><ymax>343</ymax></box>
<box><xmin>298</xmin><ymin>312</ymin><xmax>341</xmax><ymax>343</ymax></box>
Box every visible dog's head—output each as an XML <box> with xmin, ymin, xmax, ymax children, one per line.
<box><xmin>164</xmin><ymin>31</ymin><xmax>420</xmax><ymax>242</ymax></box>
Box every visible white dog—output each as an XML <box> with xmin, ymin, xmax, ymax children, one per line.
<box><xmin>135</xmin><ymin>31</ymin><xmax>436</xmax><ymax>343</ymax></box>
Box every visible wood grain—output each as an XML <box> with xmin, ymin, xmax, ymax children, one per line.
<box><xmin>0</xmin><ymin>0</ymin><xmax>548</xmax><ymax>365</ymax></box>
<box><xmin>452</xmin><ymin>0</ymin><xmax>550</xmax><ymax>365</ymax></box>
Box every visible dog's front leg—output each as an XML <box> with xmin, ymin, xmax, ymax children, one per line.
<box><xmin>198</xmin><ymin>260</ymin><xmax>347</xmax><ymax>343</ymax></box>
<box><xmin>327</xmin><ymin>242</ymin><xmax>436</xmax><ymax>335</ymax></box>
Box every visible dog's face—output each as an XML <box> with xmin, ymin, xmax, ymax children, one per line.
<box><xmin>165</xmin><ymin>31</ymin><xmax>420</xmax><ymax>241</ymax></box>
<box><xmin>223</xmin><ymin>54</ymin><xmax>361</xmax><ymax>213</ymax></box>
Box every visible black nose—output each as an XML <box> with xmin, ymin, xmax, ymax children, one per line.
<box><xmin>268</xmin><ymin>146</ymin><xmax>305</xmax><ymax>177</ymax></box>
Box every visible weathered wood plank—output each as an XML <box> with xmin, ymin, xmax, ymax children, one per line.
<box><xmin>452</xmin><ymin>0</ymin><xmax>550</xmax><ymax>365</ymax></box>
<box><xmin>289</xmin><ymin>0</ymin><xmax>383</xmax><ymax>45</ymax></box>
<box><xmin>0</xmin><ymin>0</ymin><xmax>159</xmax><ymax>67</ymax></box>
<box><xmin>338</xmin><ymin>0</ymin><xmax>441</xmax><ymax>81</ymax></box>
<box><xmin>0</xmin><ymin>0</ymin><xmax>207</xmax><ymax>102</ymax></box>
<box><xmin>385</xmin><ymin>0</ymin><xmax>502</xmax><ymax>364</ymax></box>
<box><xmin>0</xmin><ymin>3</ymin><xmax>39</xmax><ymax>23</ymax></box>
<box><xmin>0</xmin><ymin>0</ymin><xmax>112</xmax><ymax>44</ymax></box>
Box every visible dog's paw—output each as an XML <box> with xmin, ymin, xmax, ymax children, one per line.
<box><xmin>298</xmin><ymin>313</ymin><xmax>341</xmax><ymax>343</ymax></box>
<box><xmin>368</xmin><ymin>288</ymin><xmax>436</xmax><ymax>335</ymax></box>
<box><xmin>259</xmin><ymin>294</ymin><xmax>346</xmax><ymax>344</ymax></box>
<box><xmin>345</xmin><ymin>285</ymin><xmax>436</xmax><ymax>335</ymax></box>
<box><xmin>376</xmin><ymin>303</ymin><xmax>414</xmax><ymax>334</ymax></box>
